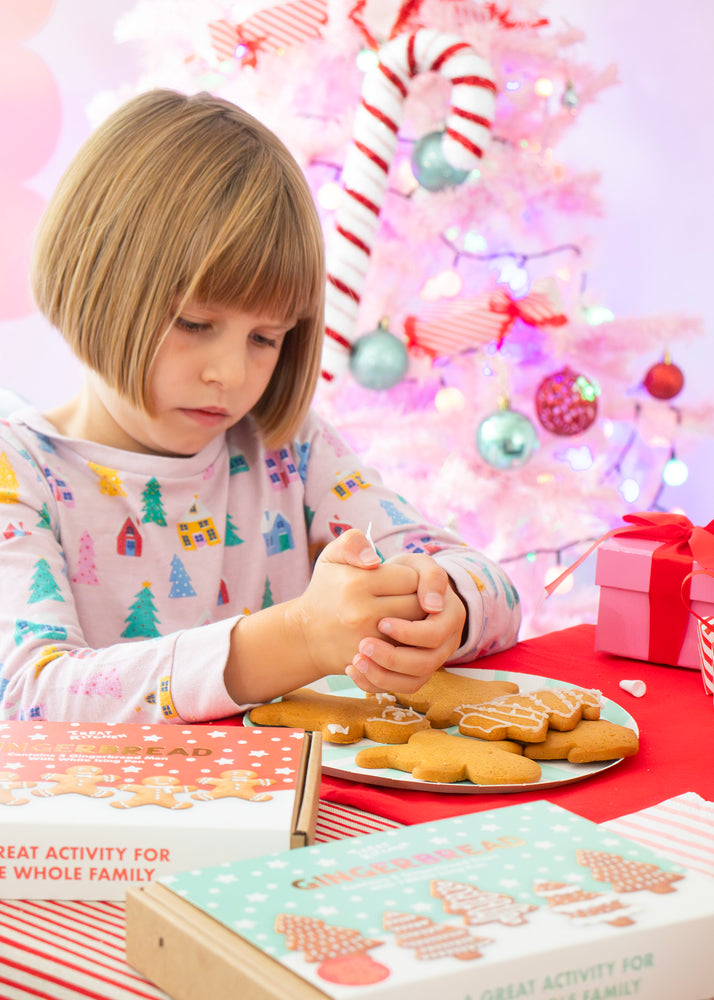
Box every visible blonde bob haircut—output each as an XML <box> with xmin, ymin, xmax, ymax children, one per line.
<box><xmin>31</xmin><ymin>89</ymin><xmax>326</xmax><ymax>448</ymax></box>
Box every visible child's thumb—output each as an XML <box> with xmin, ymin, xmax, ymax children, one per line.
<box><xmin>318</xmin><ymin>527</ymin><xmax>380</xmax><ymax>568</ymax></box>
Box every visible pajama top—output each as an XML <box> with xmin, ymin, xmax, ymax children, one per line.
<box><xmin>0</xmin><ymin>406</ymin><xmax>521</xmax><ymax>723</ymax></box>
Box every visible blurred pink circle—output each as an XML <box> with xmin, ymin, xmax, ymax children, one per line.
<box><xmin>0</xmin><ymin>44</ymin><xmax>61</xmax><ymax>181</ymax></box>
<box><xmin>1</xmin><ymin>0</ymin><xmax>55</xmax><ymax>42</ymax></box>
<box><xmin>0</xmin><ymin>179</ymin><xmax>46</xmax><ymax>319</ymax></box>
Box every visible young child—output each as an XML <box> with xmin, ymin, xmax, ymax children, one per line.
<box><xmin>0</xmin><ymin>89</ymin><xmax>520</xmax><ymax>724</ymax></box>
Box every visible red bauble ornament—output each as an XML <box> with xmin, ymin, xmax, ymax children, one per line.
<box><xmin>535</xmin><ymin>366</ymin><xmax>599</xmax><ymax>436</ymax></box>
<box><xmin>643</xmin><ymin>359</ymin><xmax>684</xmax><ymax>400</ymax></box>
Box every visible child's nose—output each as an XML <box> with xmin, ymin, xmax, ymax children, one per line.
<box><xmin>202</xmin><ymin>336</ymin><xmax>246</xmax><ymax>388</ymax></box>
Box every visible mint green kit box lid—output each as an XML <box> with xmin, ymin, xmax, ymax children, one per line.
<box><xmin>126</xmin><ymin>800</ymin><xmax>714</xmax><ymax>1000</ymax></box>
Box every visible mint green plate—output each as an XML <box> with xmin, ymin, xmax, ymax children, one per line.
<box><xmin>247</xmin><ymin>667</ymin><xmax>639</xmax><ymax>794</ymax></box>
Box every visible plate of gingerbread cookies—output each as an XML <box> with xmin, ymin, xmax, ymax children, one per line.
<box><xmin>246</xmin><ymin>667</ymin><xmax>640</xmax><ymax>793</ymax></box>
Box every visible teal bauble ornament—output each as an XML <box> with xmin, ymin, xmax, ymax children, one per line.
<box><xmin>411</xmin><ymin>131</ymin><xmax>470</xmax><ymax>191</ymax></box>
<box><xmin>349</xmin><ymin>319</ymin><xmax>409</xmax><ymax>390</ymax></box>
<box><xmin>476</xmin><ymin>406</ymin><xmax>538</xmax><ymax>469</ymax></box>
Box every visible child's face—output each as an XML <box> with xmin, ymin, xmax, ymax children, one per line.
<box><xmin>90</xmin><ymin>299</ymin><xmax>294</xmax><ymax>456</ymax></box>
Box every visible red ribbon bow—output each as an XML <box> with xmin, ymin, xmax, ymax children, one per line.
<box><xmin>404</xmin><ymin>284</ymin><xmax>567</xmax><ymax>358</ymax></box>
<box><xmin>546</xmin><ymin>512</ymin><xmax>714</xmax><ymax>665</ymax></box>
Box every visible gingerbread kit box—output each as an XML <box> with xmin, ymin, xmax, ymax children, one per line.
<box><xmin>0</xmin><ymin>720</ymin><xmax>320</xmax><ymax>900</ymax></box>
<box><xmin>126</xmin><ymin>799</ymin><xmax>714</xmax><ymax>1000</ymax></box>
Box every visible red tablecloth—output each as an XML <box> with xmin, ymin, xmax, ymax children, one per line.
<box><xmin>319</xmin><ymin>624</ymin><xmax>713</xmax><ymax>825</ymax></box>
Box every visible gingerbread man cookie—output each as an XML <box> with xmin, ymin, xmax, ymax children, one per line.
<box><xmin>111</xmin><ymin>775</ymin><xmax>196</xmax><ymax>809</ymax></box>
<box><xmin>522</xmin><ymin>719</ymin><xmax>639</xmax><ymax>763</ymax></box>
<box><xmin>355</xmin><ymin>729</ymin><xmax>542</xmax><ymax>785</ymax></box>
<box><xmin>192</xmin><ymin>769</ymin><xmax>274</xmax><ymax>802</ymax></box>
<box><xmin>249</xmin><ymin>688</ymin><xmax>430</xmax><ymax>744</ymax></box>
<box><xmin>33</xmin><ymin>765</ymin><xmax>117</xmax><ymax>798</ymax></box>
<box><xmin>390</xmin><ymin>668</ymin><xmax>519</xmax><ymax>728</ymax></box>
<box><xmin>0</xmin><ymin>771</ymin><xmax>36</xmax><ymax>805</ymax></box>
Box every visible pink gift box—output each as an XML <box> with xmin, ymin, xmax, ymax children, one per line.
<box><xmin>595</xmin><ymin>535</ymin><xmax>714</xmax><ymax>668</ymax></box>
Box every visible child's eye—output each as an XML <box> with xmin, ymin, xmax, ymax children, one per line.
<box><xmin>251</xmin><ymin>332</ymin><xmax>280</xmax><ymax>349</ymax></box>
<box><xmin>175</xmin><ymin>316</ymin><xmax>211</xmax><ymax>334</ymax></box>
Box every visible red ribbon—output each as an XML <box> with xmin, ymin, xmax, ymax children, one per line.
<box><xmin>489</xmin><ymin>288</ymin><xmax>567</xmax><ymax>348</ymax></box>
<box><xmin>546</xmin><ymin>512</ymin><xmax>714</xmax><ymax>665</ymax></box>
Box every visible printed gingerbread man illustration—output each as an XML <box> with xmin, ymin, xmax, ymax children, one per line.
<box><xmin>33</xmin><ymin>765</ymin><xmax>117</xmax><ymax>798</ymax></box>
<box><xmin>192</xmin><ymin>769</ymin><xmax>274</xmax><ymax>802</ymax></box>
<box><xmin>111</xmin><ymin>774</ymin><xmax>196</xmax><ymax>809</ymax></box>
<box><xmin>0</xmin><ymin>770</ymin><xmax>36</xmax><ymax>805</ymax></box>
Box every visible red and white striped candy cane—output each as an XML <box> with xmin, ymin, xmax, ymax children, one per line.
<box><xmin>322</xmin><ymin>28</ymin><xmax>497</xmax><ymax>381</ymax></box>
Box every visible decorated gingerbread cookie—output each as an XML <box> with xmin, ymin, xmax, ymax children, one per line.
<box><xmin>533</xmin><ymin>879</ymin><xmax>638</xmax><ymax>927</ymax></box>
<box><xmin>383</xmin><ymin>911</ymin><xmax>491</xmax><ymax>961</ymax></box>
<box><xmin>390</xmin><ymin>668</ymin><xmax>519</xmax><ymax>728</ymax></box>
<box><xmin>111</xmin><ymin>775</ymin><xmax>197</xmax><ymax>809</ymax></box>
<box><xmin>0</xmin><ymin>771</ymin><xmax>36</xmax><ymax>805</ymax></box>
<box><xmin>575</xmin><ymin>849</ymin><xmax>683</xmax><ymax>894</ymax></box>
<box><xmin>192</xmin><ymin>769</ymin><xmax>273</xmax><ymax>802</ymax></box>
<box><xmin>32</xmin><ymin>765</ymin><xmax>117</xmax><ymax>798</ymax></box>
<box><xmin>452</xmin><ymin>687</ymin><xmax>603</xmax><ymax>742</ymax></box>
<box><xmin>432</xmin><ymin>879</ymin><xmax>538</xmax><ymax>926</ymax></box>
<box><xmin>355</xmin><ymin>728</ymin><xmax>542</xmax><ymax>785</ymax></box>
<box><xmin>275</xmin><ymin>913</ymin><xmax>389</xmax><ymax>985</ymax></box>
<box><xmin>452</xmin><ymin>692</ymin><xmax>552</xmax><ymax>742</ymax></box>
<box><xmin>249</xmin><ymin>688</ymin><xmax>429</xmax><ymax>744</ymax></box>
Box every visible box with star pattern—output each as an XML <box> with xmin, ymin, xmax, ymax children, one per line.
<box><xmin>126</xmin><ymin>799</ymin><xmax>714</xmax><ymax>1000</ymax></box>
<box><xmin>0</xmin><ymin>720</ymin><xmax>320</xmax><ymax>899</ymax></box>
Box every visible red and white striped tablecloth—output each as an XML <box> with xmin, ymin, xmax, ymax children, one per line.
<box><xmin>0</xmin><ymin>800</ymin><xmax>400</xmax><ymax>1000</ymax></box>
<box><xmin>1</xmin><ymin>794</ymin><xmax>713</xmax><ymax>999</ymax></box>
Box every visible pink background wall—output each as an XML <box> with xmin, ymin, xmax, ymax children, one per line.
<box><xmin>2</xmin><ymin>0</ymin><xmax>712</xmax><ymax>521</ymax></box>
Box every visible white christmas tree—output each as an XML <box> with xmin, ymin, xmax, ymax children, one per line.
<box><xmin>92</xmin><ymin>0</ymin><xmax>708</xmax><ymax>636</ymax></box>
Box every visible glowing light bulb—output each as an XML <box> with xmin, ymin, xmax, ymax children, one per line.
<box><xmin>464</xmin><ymin>231</ymin><xmax>488</xmax><ymax>253</ymax></box>
<box><xmin>357</xmin><ymin>48</ymin><xmax>379</xmax><ymax>72</ymax></box>
<box><xmin>498</xmin><ymin>260</ymin><xmax>529</xmax><ymax>294</ymax></box>
<box><xmin>544</xmin><ymin>565</ymin><xmax>574</xmax><ymax>595</ymax></box>
<box><xmin>317</xmin><ymin>181</ymin><xmax>342</xmax><ymax>210</ymax></box>
<box><xmin>420</xmin><ymin>270</ymin><xmax>462</xmax><ymax>301</ymax></box>
<box><xmin>563</xmin><ymin>446</ymin><xmax>593</xmax><ymax>471</ymax></box>
<box><xmin>534</xmin><ymin>77</ymin><xmax>554</xmax><ymax>97</ymax></box>
<box><xmin>583</xmin><ymin>304</ymin><xmax>615</xmax><ymax>326</ymax></box>
<box><xmin>435</xmin><ymin>387</ymin><xmax>465</xmax><ymax>413</ymax></box>
<box><xmin>619</xmin><ymin>478</ymin><xmax>641</xmax><ymax>503</ymax></box>
<box><xmin>505</xmin><ymin>80</ymin><xmax>520</xmax><ymax>91</ymax></box>
<box><xmin>663</xmin><ymin>457</ymin><xmax>688</xmax><ymax>486</ymax></box>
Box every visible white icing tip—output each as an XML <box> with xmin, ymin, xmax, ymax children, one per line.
<box><xmin>619</xmin><ymin>679</ymin><xmax>646</xmax><ymax>698</ymax></box>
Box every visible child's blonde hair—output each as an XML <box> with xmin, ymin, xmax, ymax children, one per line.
<box><xmin>31</xmin><ymin>89</ymin><xmax>326</xmax><ymax>447</ymax></box>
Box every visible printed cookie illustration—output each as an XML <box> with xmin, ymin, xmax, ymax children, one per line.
<box><xmin>192</xmin><ymin>769</ymin><xmax>274</xmax><ymax>802</ymax></box>
<box><xmin>575</xmin><ymin>849</ymin><xmax>684</xmax><ymax>894</ymax></box>
<box><xmin>522</xmin><ymin>720</ymin><xmax>639</xmax><ymax>762</ymax></box>
<box><xmin>383</xmin><ymin>911</ymin><xmax>491</xmax><ymax>961</ymax></box>
<box><xmin>275</xmin><ymin>913</ymin><xmax>390</xmax><ymax>985</ymax></box>
<box><xmin>355</xmin><ymin>729</ymin><xmax>541</xmax><ymax>785</ymax></box>
<box><xmin>111</xmin><ymin>775</ymin><xmax>196</xmax><ymax>810</ymax></box>
<box><xmin>533</xmin><ymin>879</ymin><xmax>638</xmax><ymax>927</ymax></box>
<box><xmin>32</xmin><ymin>765</ymin><xmax>117</xmax><ymax>798</ymax></box>
<box><xmin>0</xmin><ymin>771</ymin><xmax>36</xmax><ymax>805</ymax></box>
<box><xmin>390</xmin><ymin>667</ymin><xmax>519</xmax><ymax>728</ymax></box>
<box><xmin>431</xmin><ymin>879</ymin><xmax>538</xmax><ymax>926</ymax></box>
<box><xmin>249</xmin><ymin>688</ymin><xmax>430</xmax><ymax>744</ymax></box>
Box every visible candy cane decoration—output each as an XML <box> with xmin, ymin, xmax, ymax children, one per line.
<box><xmin>322</xmin><ymin>29</ymin><xmax>497</xmax><ymax>381</ymax></box>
